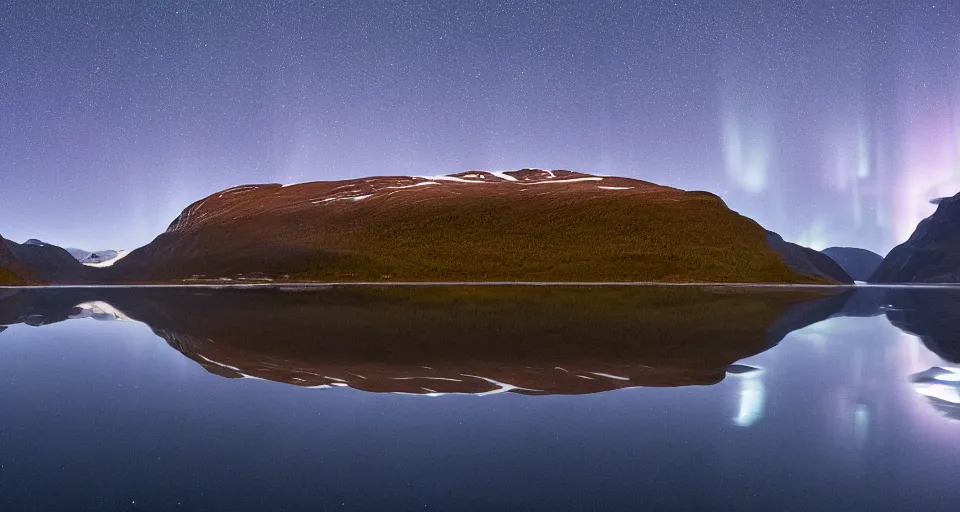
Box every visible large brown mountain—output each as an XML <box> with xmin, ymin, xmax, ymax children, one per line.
<box><xmin>104</xmin><ymin>169</ymin><xmax>851</xmax><ymax>284</ymax></box>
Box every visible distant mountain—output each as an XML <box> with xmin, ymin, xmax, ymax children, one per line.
<box><xmin>871</xmin><ymin>193</ymin><xmax>960</xmax><ymax>283</ymax></box>
<box><xmin>822</xmin><ymin>247</ymin><xmax>883</xmax><ymax>281</ymax></box>
<box><xmin>765</xmin><ymin>233</ymin><xmax>854</xmax><ymax>284</ymax></box>
<box><xmin>63</xmin><ymin>247</ymin><xmax>130</xmax><ymax>267</ymax></box>
<box><xmin>0</xmin><ymin>236</ymin><xmax>94</xmax><ymax>285</ymax></box>
<box><xmin>79</xmin><ymin>250</ymin><xmax>118</xmax><ymax>264</ymax></box>
<box><xmin>80</xmin><ymin>250</ymin><xmax>130</xmax><ymax>267</ymax></box>
<box><xmin>105</xmin><ymin>169</ymin><xmax>849</xmax><ymax>284</ymax></box>
<box><xmin>66</xmin><ymin>248</ymin><xmax>92</xmax><ymax>261</ymax></box>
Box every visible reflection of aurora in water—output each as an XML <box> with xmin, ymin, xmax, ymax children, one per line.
<box><xmin>726</xmin><ymin>365</ymin><xmax>765</xmax><ymax>427</ymax></box>
<box><xmin>5</xmin><ymin>294</ymin><xmax>960</xmax><ymax>510</ymax></box>
<box><xmin>722</xmin><ymin>309</ymin><xmax>960</xmax><ymax>460</ymax></box>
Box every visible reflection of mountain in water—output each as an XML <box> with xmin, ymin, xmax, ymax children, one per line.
<box><xmin>882</xmin><ymin>289</ymin><xmax>960</xmax><ymax>363</ymax></box>
<box><xmin>765</xmin><ymin>285</ymin><xmax>960</xmax><ymax>365</ymax></box>
<box><xmin>4</xmin><ymin>285</ymin><xmax>960</xmax><ymax>396</ymax></box>
<box><xmin>68</xmin><ymin>301</ymin><xmax>129</xmax><ymax>321</ymax></box>
<box><xmin>0</xmin><ymin>286</ymin><xmax>848</xmax><ymax>395</ymax></box>
<box><xmin>910</xmin><ymin>367</ymin><xmax>960</xmax><ymax>421</ymax></box>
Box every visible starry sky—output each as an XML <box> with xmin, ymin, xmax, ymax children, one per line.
<box><xmin>2</xmin><ymin>0</ymin><xmax>959</xmax><ymax>253</ymax></box>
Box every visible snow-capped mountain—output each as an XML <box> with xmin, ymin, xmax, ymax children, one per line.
<box><xmin>106</xmin><ymin>169</ymin><xmax>849</xmax><ymax>284</ymax></box>
<box><xmin>4</xmin><ymin>169</ymin><xmax>853</xmax><ymax>285</ymax></box>
<box><xmin>62</xmin><ymin>248</ymin><xmax>131</xmax><ymax>267</ymax></box>
<box><xmin>80</xmin><ymin>250</ymin><xmax>131</xmax><ymax>268</ymax></box>
<box><xmin>66</xmin><ymin>248</ymin><xmax>92</xmax><ymax>261</ymax></box>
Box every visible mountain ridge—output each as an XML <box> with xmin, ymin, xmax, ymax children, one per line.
<box><xmin>871</xmin><ymin>193</ymin><xmax>960</xmax><ymax>283</ymax></box>
<box><xmin>4</xmin><ymin>169</ymin><xmax>853</xmax><ymax>285</ymax></box>
<box><xmin>1</xmin><ymin>235</ymin><xmax>95</xmax><ymax>284</ymax></box>
<box><xmin>822</xmin><ymin>247</ymin><xmax>884</xmax><ymax>281</ymax></box>
<box><xmin>103</xmin><ymin>169</ymin><xmax>849</xmax><ymax>284</ymax></box>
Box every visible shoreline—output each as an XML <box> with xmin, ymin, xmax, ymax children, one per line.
<box><xmin>0</xmin><ymin>281</ymin><xmax>913</xmax><ymax>289</ymax></box>
<box><xmin>1</xmin><ymin>281</ymin><xmax>952</xmax><ymax>290</ymax></box>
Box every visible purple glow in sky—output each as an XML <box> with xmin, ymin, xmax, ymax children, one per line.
<box><xmin>1</xmin><ymin>0</ymin><xmax>959</xmax><ymax>253</ymax></box>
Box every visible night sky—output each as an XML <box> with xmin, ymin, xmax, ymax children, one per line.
<box><xmin>2</xmin><ymin>0</ymin><xmax>959</xmax><ymax>254</ymax></box>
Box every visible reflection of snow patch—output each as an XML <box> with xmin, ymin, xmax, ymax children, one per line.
<box><xmin>936</xmin><ymin>373</ymin><xmax>960</xmax><ymax>383</ymax></box>
<box><xmin>390</xmin><ymin>374</ymin><xmax>540</xmax><ymax>397</ymax></box>
<box><xmin>915</xmin><ymin>384</ymin><xmax>960</xmax><ymax>404</ymax></box>
<box><xmin>391</xmin><ymin>377</ymin><xmax>463</xmax><ymax>382</ymax></box>
<box><xmin>197</xmin><ymin>354</ymin><xmax>244</xmax><ymax>373</ymax></box>
<box><xmin>911</xmin><ymin>366</ymin><xmax>960</xmax><ymax>383</ymax></box>
<box><xmin>195</xmin><ymin>354</ymin><xmax>264</xmax><ymax>381</ymax></box>
<box><xmin>911</xmin><ymin>367</ymin><xmax>960</xmax><ymax>421</ymax></box>
<box><xmin>461</xmin><ymin>374</ymin><xmax>540</xmax><ymax>395</ymax></box>
<box><xmin>587</xmin><ymin>372</ymin><xmax>630</xmax><ymax>381</ymax></box>
<box><xmin>69</xmin><ymin>301</ymin><xmax>129</xmax><ymax>321</ymax></box>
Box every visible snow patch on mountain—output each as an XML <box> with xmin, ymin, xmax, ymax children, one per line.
<box><xmin>83</xmin><ymin>249</ymin><xmax>131</xmax><ymax>268</ymax></box>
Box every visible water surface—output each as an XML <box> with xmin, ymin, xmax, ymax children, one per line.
<box><xmin>0</xmin><ymin>286</ymin><xmax>958</xmax><ymax>511</ymax></box>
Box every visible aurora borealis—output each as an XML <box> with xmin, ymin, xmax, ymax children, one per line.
<box><xmin>2</xmin><ymin>0</ymin><xmax>959</xmax><ymax>254</ymax></box>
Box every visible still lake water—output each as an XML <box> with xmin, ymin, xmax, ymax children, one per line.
<box><xmin>0</xmin><ymin>285</ymin><xmax>959</xmax><ymax>511</ymax></box>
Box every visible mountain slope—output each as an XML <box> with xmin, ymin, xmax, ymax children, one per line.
<box><xmin>0</xmin><ymin>235</ymin><xmax>38</xmax><ymax>285</ymax></box>
<box><xmin>871</xmin><ymin>194</ymin><xmax>960</xmax><ymax>283</ymax></box>
<box><xmin>107</xmin><ymin>169</ymin><xmax>846</xmax><ymax>284</ymax></box>
<box><xmin>822</xmin><ymin>247</ymin><xmax>884</xmax><ymax>281</ymax></box>
<box><xmin>765</xmin><ymin>233</ymin><xmax>854</xmax><ymax>283</ymax></box>
<box><xmin>66</xmin><ymin>248</ymin><xmax>92</xmax><ymax>261</ymax></box>
<box><xmin>1</xmin><ymin>237</ymin><xmax>94</xmax><ymax>284</ymax></box>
